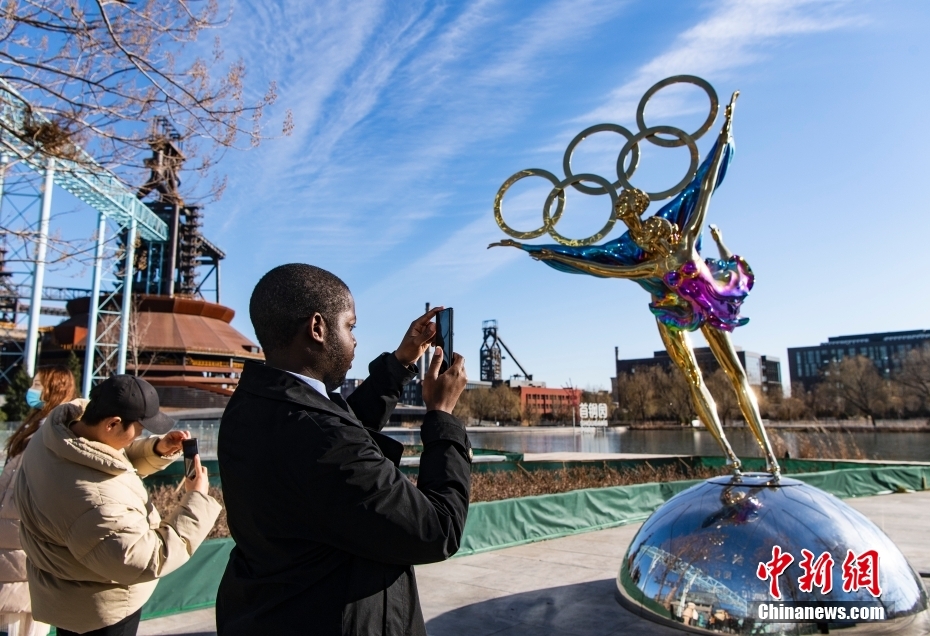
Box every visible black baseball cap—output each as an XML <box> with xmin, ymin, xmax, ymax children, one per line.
<box><xmin>88</xmin><ymin>375</ymin><xmax>175</xmax><ymax>435</ymax></box>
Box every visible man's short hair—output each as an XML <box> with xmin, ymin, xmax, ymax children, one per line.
<box><xmin>249</xmin><ymin>264</ymin><xmax>351</xmax><ymax>353</ymax></box>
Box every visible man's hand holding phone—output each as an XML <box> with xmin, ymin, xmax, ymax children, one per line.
<box><xmin>394</xmin><ymin>306</ymin><xmax>444</xmax><ymax>366</ymax></box>
<box><xmin>423</xmin><ymin>347</ymin><xmax>466</xmax><ymax>414</ymax></box>
<box><xmin>432</xmin><ymin>308</ymin><xmax>453</xmax><ymax>374</ymax></box>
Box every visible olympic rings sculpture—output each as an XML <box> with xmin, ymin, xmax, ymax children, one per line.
<box><xmin>494</xmin><ymin>75</ymin><xmax>719</xmax><ymax>247</ymax></box>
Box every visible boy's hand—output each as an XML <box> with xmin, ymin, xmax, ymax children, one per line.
<box><xmin>154</xmin><ymin>430</ymin><xmax>190</xmax><ymax>456</ymax></box>
<box><xmin>184</xmin><ymin>455</ymin><xmax>209</xmax><ymax>495</ymax></box>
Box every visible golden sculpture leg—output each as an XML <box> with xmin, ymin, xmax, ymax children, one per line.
<box><xmin>701</xmin><ymin>325</ymin><xmax>781</xmax><ymax>476</ymax></box>
<box><xmin>656</xmin><ymin>321</ymin><xmax>742</xmax><ymax>473</ymax></box>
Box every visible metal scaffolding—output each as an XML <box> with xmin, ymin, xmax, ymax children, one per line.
<box><xmin>0</xmin><ymin>79</ymin><xmax>168</xmax><ymax>393</ymax></box>
<box><xmin>637</xmin><ymin>544</ymin><xmax>750</xmax><ymax>615</ymax></box>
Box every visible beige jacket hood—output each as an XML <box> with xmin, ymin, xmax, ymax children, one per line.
<box><xmin>14</xmin><ymin>400</ymin><xmax>221</xmax><ymax>633</ymax></box>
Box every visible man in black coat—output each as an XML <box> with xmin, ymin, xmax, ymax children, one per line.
<box><xmin>216</xmin><ymin>264</ymin><xmax>471</xmax><ymax>635</ymax></box>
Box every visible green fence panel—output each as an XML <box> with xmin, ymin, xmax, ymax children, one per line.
<box><xmin>456</xmin><ymin>478</ymin><xmax>702</xmax><ymax>557</ymax></box>
<box><xmin>791</xmin><ymin>465</ymin><xmax>930</xmax><ymax>498</ymax></box>
<box><xmin>697</xmin><ymin>456</ymin><xmax>875</xmax><ymax>473</ymax></box>
<box><xmin>140</xmin><ymin>538</ymin><xmax>234</xmax><ymax>620</ymax></box>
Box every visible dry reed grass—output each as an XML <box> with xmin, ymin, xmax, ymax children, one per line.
<box><xmin>147</xmin><ymin>463</ymin><xmax>729</xmax><ymax>539</ymax></box>
<box><xmin>409</xmin><ymin>462</ymin><xmax>729</xmax><ymax>503</ymax></box>
<box><xmin>469</xmin><ymin>463</ymin><xmax>730</xmax><ymax>502</ymax></box>
<box><xmin>149</xmin><ymin>484</ymin><xmax>229</xmax><ymax>540</ymax></box>
<box><xmin>768</xmin><ymin>429</ymin><xmax>866</xmax><ymax>460</ymax></box>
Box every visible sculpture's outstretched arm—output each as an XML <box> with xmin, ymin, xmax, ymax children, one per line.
<box><xmin>681</xmin><ymin>91</ymin><xmax>738</xmax><ymax>251</ymax></box>
<box><xmin>488</xmin><ymin>241</ymin><xmax>660</xmax><ymax>279</ymax></box>
<box><xmin>488</xmin><ymin>240</ymin><xmax>522</xmax><ymax>249</ymax></box>
<box><xmin>709</xmin><ymin>224</ymin><xmax>732</xmax><ymax>260</ymax></box>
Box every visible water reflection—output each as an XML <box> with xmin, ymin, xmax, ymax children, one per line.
<box><xmin>4</xmin><ymin>420</ymin><xmax>926</xmax><ymax>462</ymax></box>
<box><xmin>384</xmin><ymin>427</ymin><xmax>930</xmax><ymax>462</ymax></box>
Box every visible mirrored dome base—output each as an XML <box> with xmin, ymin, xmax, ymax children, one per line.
<box><xmin>616</xmin><ymin>473</ymin><xmax>929</xmax><ymax>634</ymax></box>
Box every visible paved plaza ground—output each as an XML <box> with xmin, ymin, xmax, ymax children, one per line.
<box><xmin>138</xmin><ymin>490</ymin><xmax>930</xmax><ymax>636</ymax></box>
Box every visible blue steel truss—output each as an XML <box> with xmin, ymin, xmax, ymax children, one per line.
<box><xmin>0</xmin><ymin>79</ymin><xmax>167</xmax><ymax>241</ymax></box>
<box><xmin>0</xmin><ymin>162</ymin><xmax>43</xmax><ymax>384</ymax></box>
<box><xmin>0</xmin><ymin>79</ymin><xmax>167</xmax><ymax>389</ymax></box>
<box><xmin>639</xmin><ymin>544</ymin><xmax>750</xmax><ymax>615</ymax></box>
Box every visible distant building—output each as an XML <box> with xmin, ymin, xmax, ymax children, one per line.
<box><xmin>399</xmin><ymin>377</ymin><xmax>495</xmax><ymax>407</ymax></box>
<box><xmin>401</xmin><ymin>379</ymin><xmax>422</xmax><ymax>406</ymax></box>
<box><xmin>787</xmin><ymin>330</ymin><xmax>930</xmax><ymax>390</ymax></box>
<box><xmin>615</xmin><ymin>347</ymin><xmax>782</xmax><ymax>395</ymax></box>
<box><xmin>400</xmin><ymin>374</ymin><xmax>579</xmax><ymax>421</ymax></box>
<box><xmin>508</xmin><ymin>383</ymin><xmax>581</xmax><ymax>421</ymax></box>
<box><xmin>341</xmin><ymin>378</ymin><xmax>364</xmax><ymax>399</ymax></box>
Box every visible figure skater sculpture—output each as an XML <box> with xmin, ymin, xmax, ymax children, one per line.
<box><xmin>490</xmin><ymin>77</ymin><xmax>779</xmax><ymax>476</ymax></box>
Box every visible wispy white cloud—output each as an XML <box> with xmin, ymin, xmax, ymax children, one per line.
<box><xmin>227</xmin><ymin>1</ymin><xmax>390</xmax><ymax>138</ymax></box>
<box><xmin>362</xmin><ymin>211</ymin><xmax>522</xmax><ymax>306</ymax></box>
<box><xmin>580</xmin><ymin>0</ymin><xmax>864</xmax><ymax>124</ymax></box>
<box><xmin>221</xmin><ymin>0</ymin><xmax>631</xmax><ymax>255</ymax></box>
<box><xmin>217</xmin><ymin>0</ymin><xmax>414</xmax><ymax>228</ymax></box>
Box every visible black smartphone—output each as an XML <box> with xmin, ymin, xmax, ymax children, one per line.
<box><xmin>434</xmin><ymin>308</ymin><xmax>453</xmax><ymax>373</ymax></box>
<box><xmin>182</xmin><ymin>438</ymin><xmax>199</xmax><ymax>480</ymax></box>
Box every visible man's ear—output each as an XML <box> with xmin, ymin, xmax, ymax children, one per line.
<box><xmin>102</xmin><ymin>416</ymin><xmax>122</xmax><ymax>431</ymax></box>
<box><xmin>306</xmin><ymin>313</ymin><xmax>326</xmax><ymax>346</ymax></box>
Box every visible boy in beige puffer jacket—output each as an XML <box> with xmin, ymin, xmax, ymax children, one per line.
<box><xmin>14</xmin><ymin>375</ymin><xmax>221</xmax><ymax>636</ymax></box>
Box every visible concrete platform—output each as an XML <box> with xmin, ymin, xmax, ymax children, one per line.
<box><xmin>138</xmin><ymin>490</ymin><xmax>930</xmax><ymax>636</ymax></box>
<box><xmin>522</xmin><ymin>452</ymin><xmax>680</xmax><ymax>462</ymax></box>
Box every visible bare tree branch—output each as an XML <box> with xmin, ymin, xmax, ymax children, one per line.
<box><xmin>1</xmin><ymin>0</ymin><xmax>291</xmax><ymax>200</ymax></box>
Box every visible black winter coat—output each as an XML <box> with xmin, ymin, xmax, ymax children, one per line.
<box><xmin>215</xmin><ymin>354</ymin><xmax>471</xmax><ymax>635</ymax></box>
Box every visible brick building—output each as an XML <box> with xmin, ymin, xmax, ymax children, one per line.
<box><xmin>506</xmin><ymin>379</ymin><xmax>581</xmax><ymax>421</ymax></box>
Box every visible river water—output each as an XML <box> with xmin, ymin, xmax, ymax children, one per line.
<box><xmin>6</xmin><ymin>421</ymin><xmax>926</xmax><ymax>463</ymax></box>
<box><xmin>382</xmin><ymin>427</ymin><xmax>930</xmax><ymax>462</ymax></box>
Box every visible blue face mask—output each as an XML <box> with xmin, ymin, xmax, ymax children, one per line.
<box><xmin>25</xmin><ymin>388</ymin><xmax>44</xmax><ymax>409</ymax></box>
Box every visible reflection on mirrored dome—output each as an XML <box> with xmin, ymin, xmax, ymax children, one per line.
<box><xmin>616</xmin><ymin>473</ymin><xmax>929</xmax><ymax>634</ymax></box>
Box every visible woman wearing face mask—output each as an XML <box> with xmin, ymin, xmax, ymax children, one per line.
<box><xmin>0</xmin><ymin>366</ymin><xmax>76</xmax><ymax>636</ymax></box>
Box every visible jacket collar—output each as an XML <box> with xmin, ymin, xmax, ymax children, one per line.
<box><xmin>237</xmin><ymin>361</ymin><xmax>362</xmax><ymax>427</ymax></box>
<box><xmin>41</xmin><ymin>403</ymin><xmax>133</xmax><ymax>477</ymax></box>
<box><xmin>237</xmin><ymin>361</ymin><xmax>405</xmax><ymax>466</ymax></box>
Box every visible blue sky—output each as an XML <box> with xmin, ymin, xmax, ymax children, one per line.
<box><xmin>35</xmin><ymin>0</ymin><xmax>930</xmax><ymax>390</ymax></box>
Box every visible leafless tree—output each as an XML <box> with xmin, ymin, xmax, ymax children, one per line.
<box><xmin>127</xmin><ymin>296</ymin><xmax>157</xmax><ymax>376</ymax></box>
<box><xmin>454</xmin><ymin>385</ymin><xmax>521</xmax><ymax>425</ymax></box>
<box><xmin>655</xmin><ymin>367</ymin><xmax>693</xmax><ymax>423</ymax></box>
<box><xmin>705</xmin><ymin>369</ymin><xmax>739</xmax><ymax>426</ymax></box>
<box><xmin>0</xmin><ymin>0</ymin><xmax>291</xmax><ymax>196</ymax></box>
<box><xmin>520</xmin><ymin>401</ymin><xmax>540</xmax><ymax>426</ymax></box>
<box><xmin>896</xmin><ymin>347</ymin><xmax>930</xmax><ymax>413</ymax></box>
<box><xmin>488</xmin><ymin>385</ymin><xmax>521</xmax><ymax>423</ymax></box>
<box><xmin>615</xmin><ymin>367</ymin><xmax>658</xmax><ymax>422</ymax></box>
<box><xmin>774</xmin><ymin>388</ymin><xmax>810</xmax><ymax>421</ymax></box>
<box><xmin>451</xmin><ymin>391</ymin><xmax>472</xmax><ymax>421</ymax></box>
<box><xmin>818</xmin><ymin>356</ymin><xmax>889</xmax><ymax>425</ymax></box>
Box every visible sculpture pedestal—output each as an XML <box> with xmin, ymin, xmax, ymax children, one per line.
<box><xmin>616</xmin><ymin>473</ymin><xmax>929</xmax><ymax>634</ymax></box>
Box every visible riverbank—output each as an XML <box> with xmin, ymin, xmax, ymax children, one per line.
<box><xmin>621</xmin><ymin>418</ymin><xmax>930</xmax><ymax>432</ymax></box>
